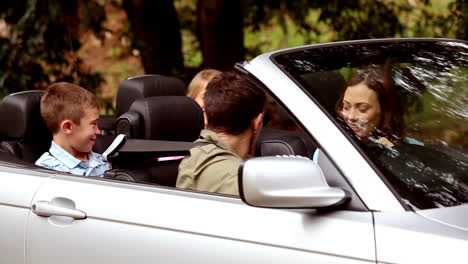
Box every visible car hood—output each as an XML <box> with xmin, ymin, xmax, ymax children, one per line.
<box><xmin>416</xmin><ymin>204</ymin><xmax>468</xmax><ymax>231</ymax></box>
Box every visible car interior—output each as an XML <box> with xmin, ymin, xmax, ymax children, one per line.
<box><xmin>0</xmin><ymin>90</ymin><xmax>51</xmax><ymax>163</ymax></box>
<box><xmin>0</xmin><ymin>74</ymin><xmax>318</xmax><ymax>190</ymax></box>
<box><xmin>95</xmin><ymin>74</ymin><xmax>188</xmax><ymax>153</ymax></box>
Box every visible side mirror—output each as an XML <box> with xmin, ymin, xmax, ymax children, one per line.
<box><xmin>239</xmin><ymin>156</ymin><xmax>350</xmax><ymax>209</ymax></box>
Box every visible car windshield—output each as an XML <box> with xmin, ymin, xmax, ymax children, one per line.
<box><xmin>273</xmin><ymin>40</ymin><xmax>468</xmax><ymax>210</ymax></box>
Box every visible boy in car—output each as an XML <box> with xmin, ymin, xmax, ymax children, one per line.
<box><xmin>35</xmin><ymin>82</ymin><xmax>110</xmax><ymax>177</ymax></box>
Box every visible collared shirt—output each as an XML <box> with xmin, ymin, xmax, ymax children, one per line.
<box><xmin>35</xmin><ymin>141</ymin><xmax>110</xmax><ymax>177</ymax></box>
<box><xmin>176</xmin><ymin>129</ymin><xmax>241</xmax><ymax>196</ymax></box>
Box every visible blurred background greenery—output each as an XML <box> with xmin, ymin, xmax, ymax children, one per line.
<box><xmin>0</xmin><ymin>0</ymin><xmax>466</xmax><ymax>114</ymax></box>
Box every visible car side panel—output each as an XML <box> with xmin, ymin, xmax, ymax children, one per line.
<box><xmin>0</xmin><ymin>206</ymin><xmax>29</xmax><ymax>264</ymax></box>
<box><xmin>0</xmin><ymin>169</ymin><xmax>49</xmax><ymax>264</ymax></box>
<box><xmin>26</xmin><ymin>175</ymin><xmax>376</xmax><ymax>264</ymax></box>
<box><xmin>374</xmin><ymin>211</ymin><xmax>468</xmax><ymax>264</ymax></box>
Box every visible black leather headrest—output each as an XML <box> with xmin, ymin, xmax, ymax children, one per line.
<box><xmin>116</xmin><ymin>75</ymin><xmax>186</xmax><ymax>116</ymax></box>
<box><xmin>117</xmin><ymin>96</ymin><xmax>204</xmax><ymax>142</ymax></box>
<box><xmin>256</xmin><ymin>128</ymin><xmax>316</xmax><ymax>158</ymax></box>
<box><xmin>261</xmin><ymin>136</ymin><xmax>309</xmax><ymax>157</ymax></box>
<box><xmin>0</xmin><ymin>90</ymin><xmax>51</xmax><ymax>141</ymax></box>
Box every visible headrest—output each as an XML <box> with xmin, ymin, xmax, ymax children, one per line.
<box><xmin>117</xmin><ymin>96</ymin><xmax>204</xmax><ymax>142</ymax></box>
<box><xmin>260</xmin><ymin>136</ymin><xmax>309</xmax><ymax>157</ymax></box>
<box><xmin>0</xmin><ymin>90</ymin><xmax>51</xmax><ymax>141</ymax></box>
<box><xmin>116</xmin><ymin>74</ymin><xmax>186</xmax><ymax>116</ymax></box>
<box><xmin>256</xmin><ymin>128</ymin><xmax>315</xmax><ymax>158</ymax></box>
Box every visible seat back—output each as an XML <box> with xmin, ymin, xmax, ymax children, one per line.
<box><xmin>256</xmin><ymin>128</ymin><xmax>316</xmax><ymax>158</ymax></box>
<box><xmin>94</xmin><ymin>74</ymin><xmax>187</xmax><ymax>154</ymax></box>
<box><xmin>0</xmin><ymin>91</ymin><xmax>52</xmax><ymax>163</ymax></box>
<box><xmin>117</xmin><ymin>96</ymin><xmax>204</xmax><ymax>141</ymax></box>
<box><xmin>105</xmin><ymin>159</ymin><xmax>183</xmax><ymax>187</ymax></box>
<box><xmin>107</xmin><ymin>96</ymin><xmax>204</xmax><ymax>186</ymax></box>
<box><xmin>116</xmin><ymin>74</ymin><xmax>187</xmax><ymax>116</ymax></box>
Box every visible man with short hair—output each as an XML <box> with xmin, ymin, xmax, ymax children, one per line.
<box><xmin>176</xmin><ymin>71</ymin><xmax>266</xmax><ymax>195</ymax></box>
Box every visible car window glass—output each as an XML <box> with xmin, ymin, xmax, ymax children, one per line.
<box><xmin>273</xmin><ymin>40</ymin><xmax>468</xmax><ymax>210</ymax></box>
<box><xmin>257</xmin><ymin>92</ymin><xmax>367</xmax><ymax>211</ymax></box>
<box><xmin>257</xmin><ymin>93</ymin><xmax>316</xmax><ymax>159</ymax></box>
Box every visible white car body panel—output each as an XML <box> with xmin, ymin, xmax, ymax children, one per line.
<box><xmin>0</xmin><ymin>167</ymin><xmax>50</xmax><ymax>264</ymax></box>
<box><xmin>26</xmin><ymin>174</ymin><xmax>375</xmax><ymax>263</ymax></box>
<box><xmin>374</xmin><ymin>210</ymin><xmax>468</xmax><ymax>263</ymax></box>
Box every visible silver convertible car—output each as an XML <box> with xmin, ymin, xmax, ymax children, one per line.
<box><xmin>1</xmin><ymin>38</ymin><xmax>467</xmax><ymax>263</ymax></box>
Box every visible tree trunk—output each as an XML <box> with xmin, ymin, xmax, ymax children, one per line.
<box><xmin>197</xmin><ymin>0</ymin><xmax>244</xmax><ymax>71</ymax></box>
<box><xmin>123</xmin><ymin>0</ymin><xmax>184</xmax><ymax>75</ymax></box>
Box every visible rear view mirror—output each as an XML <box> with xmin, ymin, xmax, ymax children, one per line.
<box><xmin>239</xmin><ymin>156</ymin><xmax>350</xmax><ymax>209</ymax></box>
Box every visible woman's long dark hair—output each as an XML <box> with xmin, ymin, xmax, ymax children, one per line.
<box><xmin>336</xmin><ymin>65</ymin><xmax>404</xmax><ymax>141</ymax></box>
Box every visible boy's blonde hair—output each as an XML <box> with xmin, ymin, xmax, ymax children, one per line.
<box><xmin>41</xmin><ymin>82</ymin><xmax>99</xmax><ymax>134</ymax></box>
<box><xmin>186</xmin><ymin>69</ymin><xmax>221</xmax><ymax>99</ymax></box>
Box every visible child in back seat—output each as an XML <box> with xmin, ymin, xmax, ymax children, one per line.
<box><xmin>35</xmin><ymin>82</ymin><xmax>110</xmax><ymax>177</ymax></box>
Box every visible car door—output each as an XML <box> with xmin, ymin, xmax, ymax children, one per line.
<box><xmin>26</xmin><ymin>172</ymin><xmax>376</xmax><ymax>264</ymax></box>
<box><xmin>0</xmin><ymin>164</ymin><xmax>50</xmax><ymax>264</ymax></box>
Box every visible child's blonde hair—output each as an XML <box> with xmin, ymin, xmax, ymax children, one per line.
<box><xmin>186</xmin><ymin>69</ymin><xmax>221</xmax><ymax>99</ymax></box>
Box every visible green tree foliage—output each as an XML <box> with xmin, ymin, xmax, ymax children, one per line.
<box><xmin>1</xmin><ymin>0</ymin><xmax>466</xmax><ymax>99</ymax></box>
<box><xmin>312</xmin><ymin>0</ymin><xmax>403</xmax><ymax>39</ymax></box>
<box><xmin>244</xmin><ymin>0</ymin><xmax>403</xmax><ymax>38</ymax></box>
<box><xmin>243</xmin><ymin>0</ymin><xmax>466</xmax><ymax>55</ymax></box>
<box><xmin>443</xmin><ymin>0</ymin><xmax>467</xmax><ymax>39</ymax></box>
<box><xmin>0</xmin><ymin>0</ymin><xmax>105</xmax><ymax>97</ymax></box>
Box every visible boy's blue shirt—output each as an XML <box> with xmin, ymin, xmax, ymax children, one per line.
<box><xmin>35</xmin><ymin>141</ymin><xmax>109</xmax><ymax>177</ymax></box>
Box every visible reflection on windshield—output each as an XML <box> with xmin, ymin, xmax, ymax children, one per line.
<box><xmin>274</xmin><ymin>40</ymin><xmax>468</xmax><ymax>209</ymax></box>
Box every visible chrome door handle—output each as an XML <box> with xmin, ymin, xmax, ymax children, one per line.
<box><xmin>32</xmin><ymin>201</ymin><xmax>86</xmax><ymax>220</ymax></box>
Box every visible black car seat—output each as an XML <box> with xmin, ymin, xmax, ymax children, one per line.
<box><xmin>94</xmin><ymin>74</ymin><xmax>187</xmax><ymax>153</ymax></box>
<box><xmin>116</xmin><ymin>74</ymin><xmax>187</xmax><ymax>117</ymax></box>
<box><xmin>0</xmin><ymin>91</ymin><xmax>52</xmax><ymax>163</ymax></box>
<box><xmin>256</xmin><ymin>128</ymin><xmax>316</xmax><ymax>158</ymax></box>
<box><xmin>116</xmin><ymin>96</ymin><xmax>203</xmax><ymax>141</ymax></box>
<box><xmin>106</xmin><ymin>96</ymin><xmax>204</xmax><ymax>186</ymax></box>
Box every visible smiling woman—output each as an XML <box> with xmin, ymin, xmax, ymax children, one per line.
<box><xmin>336</xmin><ymin>67</ymin><xmax>403</xmax><ymax>147</ymax></box>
